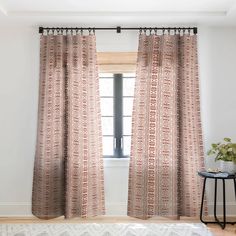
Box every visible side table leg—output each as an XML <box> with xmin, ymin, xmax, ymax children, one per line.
<box><xmin>234</xmin><ymin>178</ymin><xmax>236</xmax><ymax>200</ymax></box>
<box><xmin>200</xmin><ymin>177</ymin><xmax>207</xmax><ymax>223</ymax></box>
<box><xmin>214</xmin><ymin>178</ymin><xmax>218</xmax><ymax>221</ymax></box>
<box><xmin>222</xmin><ymin>179</ymin><xmax>226</xmax><ymax>229</ymax></box>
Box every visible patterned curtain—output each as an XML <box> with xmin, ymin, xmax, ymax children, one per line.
<box><xmin>128</xmin><ymin>33</ymin><xmax>205</xmax><ymax>219</ymax></box>
<box><xmin>32</xmin><ymin>34</ymin><xmax>105</xmax><ymax>219</ymax></box>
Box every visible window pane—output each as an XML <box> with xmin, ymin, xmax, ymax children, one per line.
<box><xmin>123</xmin><ymin>136</ymin><xmax>131</xmax><ymax>156</ymax></box>
<box><xmin>99</xmin><ymin>78</ymin><xmax>113</xmax><ymax>97</ymax></box>
<box><xmin>101</xmin><ymin>117</ymin><xmax>113</xmax><ymax>135</ymax></box>
<box><xmin>103</xmin><ymin>136</ymin><xmax>114</xmax><ymax>155</ymax></box>
<box><xmin>123</xmin><ymin>117</ymin><xmax>132</xmax><ymax>135</ymax></box>
<box><xmin>123</xmin><ymin>78</ymin><xmax>135</xmax><ymax>96</ymax></box>
<box><xmin>123</xmin><ymin>97</ymin><xmax>133</xmax><ymax>116</ymax></box>
<box><xmin>101</xmin><ymin>98</ymin><xmax>113</xmax><ymax>116</ymax></box>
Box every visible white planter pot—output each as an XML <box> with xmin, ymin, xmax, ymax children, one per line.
<box><xmin>219</xmin><ymin>160</ymin><xmax>236</xmax><ymax>174</ymax></box>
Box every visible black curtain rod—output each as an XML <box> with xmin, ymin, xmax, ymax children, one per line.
<box><xmin>39</xmin><ymin>26</ymin><xmax>197</xmax><ymax>34</ymax></box>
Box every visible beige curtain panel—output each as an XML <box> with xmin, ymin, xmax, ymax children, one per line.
<box><xmin>32</xmin><ymin>34</ymin><xmax>105</xmax><ymax>219</ymax></box>
<box><xmin>128</xmin><ymin>34</ymin><xmax>205</xmax><ymax>219</ymax></box>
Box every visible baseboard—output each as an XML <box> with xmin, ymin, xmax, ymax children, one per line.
<box><xmin>0</xmin><ymin>202</ymin><xmax>32</xmax><ymax>217</ymax></box>
<box><xmin>0</xmin><ymin>202</ymin><xmax>128</xmax><ymax>217</ymax></box>
<box><xmin>105</xmin><ymin>202</ymin><xmax>127</xmax><ymax>215</ymax></box>
<box><xmin>0</xmin><ymin>202</ymin><xmax>235</xmax><ymax>217</ymax></box>
<box><xmin>207</xmin><ymin>202</ymin><xmax>236</xmax><ymax>216</ymax></box>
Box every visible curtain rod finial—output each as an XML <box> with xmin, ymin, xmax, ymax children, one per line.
<box><xmin>116</xmin><ymin>26</ymin><xmax>121</xmax><ymax>33</ymax></box>
<box><xmin>39</xmin><ymin>27</ymin><xmax>43</xmax><ymax>34</ymax></box>
<box><xmin>193</xmin><ymin>27</ymin><xmax>197</xmax><ymax>34</ymax></box>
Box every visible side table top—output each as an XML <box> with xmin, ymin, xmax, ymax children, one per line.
<box><xmin>198</xmin><ymin>171</ymin><xmax>236</xmax><ymax>179</ymax></box>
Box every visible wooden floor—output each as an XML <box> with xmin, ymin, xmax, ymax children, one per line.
<box><xmin>0</xmin><ymin>216</ymin><xmax>235</xmax><ymax>236</ymax></box>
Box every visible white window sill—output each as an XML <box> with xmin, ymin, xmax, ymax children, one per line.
<box><xmin>103</xmin><ymin>158</ymin><xmax>130</xmax><ymax>168</ymax></box>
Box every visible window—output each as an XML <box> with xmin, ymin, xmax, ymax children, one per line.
<box><xmin>99</xmin><ymin>73</ymin><xmax>135</xmax><ymax>158</ymax></box>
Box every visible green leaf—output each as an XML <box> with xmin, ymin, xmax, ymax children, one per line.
<box><xmin>231</xmin><ymin>144</ymin><xmax>236</xmax><ymax>154</ymax></box>
<box><xmin>207</xmin><ymin>150</ymin><xmax>212</xmax><ymax>155</ymax></box>
<box><xmin>224</xmin><ymin>137</ymin><xmax>231</xmax><ymax>142</ymax></box>
<box><xmin>221</xmin><ymin>148</ymin><xmax>227</xmax><ymax>154</ymax></box>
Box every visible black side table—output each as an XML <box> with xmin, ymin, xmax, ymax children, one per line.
<box><xmin>198</xmin><ymin>171</ymin><xmax>236</xmax><ymax>229</ymax></box>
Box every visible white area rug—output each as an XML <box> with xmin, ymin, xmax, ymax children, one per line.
<box><xmin>0</xmin><ymin>223</ymin><xmax>213</xmax><ymax>236</ymax></box>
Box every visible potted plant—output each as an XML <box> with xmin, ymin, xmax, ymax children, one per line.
<box><xmin>207</xmin><ymin>138</ymin><xmax>236</xmax><ymax>174</ymax></box>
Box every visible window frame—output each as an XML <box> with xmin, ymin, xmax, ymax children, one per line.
<box><xmin>101</xmin><ymin>73</ymin><xmax>134</xmax><ymax>158</ymax></box>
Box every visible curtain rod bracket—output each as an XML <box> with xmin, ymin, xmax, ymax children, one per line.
<box><xmin>193</xmin><ymin>27</ymin><xmax>197</xmax><ymax>35</ymax></box>
<box><xmin>116</xmin><ymin>26</ymin><xmax>121</xmax><ymax>33</ymax></box>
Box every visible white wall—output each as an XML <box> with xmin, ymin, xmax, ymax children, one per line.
<box><xmin>0</xmin><ymin>26</ymin><xmax>236</xmax><ymax>216</ymax></box>
<box><xmin>198</xmin><ymin>27</ymin><xmax>236</xmax><ymax>215</ymax></box>
<box><xmin>0</xmin><ymin>27</ymin><xmax>39</xmax><ymax>216</ymax></box>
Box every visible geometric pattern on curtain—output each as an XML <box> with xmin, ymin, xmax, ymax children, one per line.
<box><xmin>128</xmin><ymin>33</ymin><xmax>206</xmax><ymax>219</ymax></box>
<box><xmin>32</xmin><ymin>34</ymin><xmax>105</xmax><ymax>219</ymax></box>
